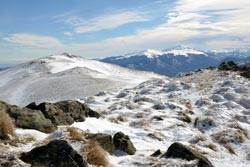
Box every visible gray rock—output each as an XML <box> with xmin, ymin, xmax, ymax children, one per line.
<box><xmin>113</xmin><ymin>132</ymin><xmax>136</xmax><ymax>155</ymax></box>
<box><xmin>162</xmin><ymin>142</ymin><xmax>214</xmax><ymax>167</ymax></box>
<box><xmin>20</xmin><ymin>139</ymin><xmax>88</xmax><ymax>167</ymax></box>
<box><xmin>86</xmin><ymin>133</ymin><xmax>114</xmax><ymax>154</ymax></box>
<box><xmin>0</xmin><ymin>101</ymin><xmax>56</xmax><ymax>133</ymax></box>
<box><xmin>218</xmin><ymin>61</ymin><xmax>238</xmax><ymax>71</ymax></box>
<box><xmin>26</xmin><ymin>100</ymin><xmax>100</xmax><ymax>126</ymax></box>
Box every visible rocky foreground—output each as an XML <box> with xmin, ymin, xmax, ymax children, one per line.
<box><xmin>1</xmin><ymin>61</ymin><xmax>250</xmax><ymax>167</ymax></box>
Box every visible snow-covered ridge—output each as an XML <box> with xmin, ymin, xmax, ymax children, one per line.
<box><xmin>120</xmin><ymin>49</ymin><xmax>164</xmax><ymax>59</ymax></box>
<box><xmin>0</xmin><ymin>53</ymin><xmax>165</xmax><ymax>106</ymax></box>
<box><xmin>113</xmin><ymin>45</ymin><xmax>207</xmax><ymax>60</ymax></box>
<box><xmin>40</xmin><ymin>53</ymin><xmax>162</xmax><ymax>77</ymax></box>
<box><xmin>163</xmin><ymin>45</ymin><xmax>208</xmax><ymax>57</ymax></box>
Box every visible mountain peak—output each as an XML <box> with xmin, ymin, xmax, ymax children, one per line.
<box><xmin>123</xmin><ymin>49</ymin><xmax>163</xmax><ymax>59</ymax></box>
<box><xmin>163</xmin><ymin>45</ymin><xmax>207</xmax><ymax>57</ymax></box>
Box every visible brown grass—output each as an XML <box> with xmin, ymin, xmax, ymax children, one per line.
<box><xmin>206</xmin><ymin>143</ymin><xmax>218</xmax><ymax>152</ymax></box>
<box><xmin>177</xmin><ymin>112</ymin><xmax>192</xmax><ymax>123</ymax></box>
<box><xmin>82</xmin><ymin>140</ymin><xmax>109</xmax><ymax>167</ymax></box>
<box><xmin>0</xmin><ymin>110</ymin><xmax>16</xmax><ymax>140</ymax></box>
<box><xmin>189</xmin><ymin>135</ymin><xmax>206</xmax><ymax>144</ymax></box>
<box><xmin>212</xmin><ymin>130</ymin><xmax>245</xmax><ymax>144</ymax></box>
<box><xmin>117</xmin><ymin>115</ymin><xmax>128</xmax><ymax>122</ymax></box>
<box><xmin>67</xmin><ymin>127</ymin><xmax>83</xmax><ymax>141</ymax></box>
<box><xmin>223</xmin><ymin>144</ymin><xmax>236</xmax><ymax>154</ymax></box>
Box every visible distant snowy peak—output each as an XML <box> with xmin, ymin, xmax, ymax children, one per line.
<box><xmin>163</xmin><ymin>45</ymin><xmax>208</xmax><ymax>57</ymax></box>
<box><xmin>116</xmin><ymin>46</ymin><xmax>208</xmax><ymax>60</ymax></box>
<box><xmin>120</xmin><ymin>49</ymin><xmax>163</xmax><ymax>59</ymax></box>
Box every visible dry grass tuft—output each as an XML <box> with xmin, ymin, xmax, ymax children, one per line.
<box><xmin>0</xmin><ymin>110</ymin><xmax>16</xmax><ymax>140</ymax></box>
<box><xmin>223</xmin><ymin>144</ymin><xmax>236</xmax><ymax>154</ymax></box>
<box><xmin>189</xmin><ymin>135</ymin><xmax>206</xmax><ymax>144</ymax></box>
<box><xmin>212</xmin><ymin>129</ymin><xmax>245</xmax><ymax>144</ymax></box>
<box><xmin>206</xmin><ymin>143</ymin><xmax>218</xmax><ymax>152</ymax></box>
<box><xmin>67</xmin><ymin>127</ymin><xmax>83</xmax><ymax>141</ymax></box>
<box><xmin>82</xmin><ymin>140</ymin><xmax>109</xmax><ymax>167</ymax></box>
<box><xmin>177</xmin><ymin>112</ymin><xmax>192</xmax><ymax>123</ymax></box>
<box><xmin>117</xmin><ymin>114</ymin><xmax>128</xmax><ymax>122</ymax></box>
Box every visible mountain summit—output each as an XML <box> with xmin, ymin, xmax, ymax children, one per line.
<box><xmin>163</xmin><ymin>45</ymin><xmax>208</xmax><ymax>57</ymax></box>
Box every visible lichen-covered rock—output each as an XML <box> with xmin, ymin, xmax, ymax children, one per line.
<box><xmin>32</xmin><ymin>102</ymin><xmax>75</xmax><ymax>126</ymax></box>
<box><xmin>20</xmin><ymin>139</ymin><xmax>88</xmax><ymax>167</ymax></box>
<box><xmin>26</xmin><ymin>100</ymin><xmax>100</xmax><ymax>126</ymax></box>
<box><xmin>86</xmin><ymin>133</ymin><xmax>114</xmax><ymax>154</ymax></box>
<box><xmin>113</xmin><ymin>132</ymin><xmax>136</xmax><ymax>155</ymax></box>
<box><xmin>0</xmin><ymin>101</ymin><xmax>56</xmax><ymax>133</ymax></box>
<box><xmin>162</xmin><ymin>142</ymin><xmax>214</xmax><ymax>167</ymax></box>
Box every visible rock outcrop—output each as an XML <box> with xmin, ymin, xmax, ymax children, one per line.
<box><xmin>113</xmin><ymin>132</ymin><xmax>136</xmax><ymax>155</ymax></box>
<box><xmin>26</xmin><ymin>100</ymin><xmax>100</xmax><ymax>126</ymax></box>
<box><xmin>162</xmin><ymin>142</ymin><xmax>214</xmax><ymax>167</ymax></box>
<box><xmin>219</xmin><ymin>61</ymin><xmax>250</xmax><ymax>78</ymax></box>
<box><xmin>20</xmin><ymin>139</ymin><xmax>88</xmax><ymax>167</ymax></box>
<box><xmin>219</xmin><ymin>61</ymin><xmax>238</xmax><ymax>71</ymax></box>
<box><xmin>86</xmin><ymin>133</ymin><xmax>114</xmax><ymax>154</ymax></box>
<box><xmin>0</xmin><ymin>101</ymin><xmax>56</xmax><ymax>133</ymax></box>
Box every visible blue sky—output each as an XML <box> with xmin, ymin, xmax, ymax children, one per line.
<box><xmin>1</xmin><ymin>0</ymin><xmax>250</xmax><ymax>64</ymax></box>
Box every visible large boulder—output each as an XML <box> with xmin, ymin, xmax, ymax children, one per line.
<box><xmin>20</xmin><ymin>140</ymin><xmax>88</xmax><ymax>167</ymax></box>
<box><xmin>113</xmin><ymin>132</ymin><xmax>136</xmax><ymax>155</ymax></box>
<box><xmin>55</xmin><ymin>100</ymin><xmax>101</xmax><ymax>119</ymax></box>
<box><xmin>86</xmin><ymin>133</ymin><xmax>114</xmax><ymax>154</ymax></box>
<box><xmin>0</xmin><ymin>101</ymin><xmax>56</xmax><ymax>133</ymax></box>
<box><xmin>162</xmin><ymin>142</ymin><xmax>214</xmax><ymax>167</ymax></box>
<box><xmin>26</xmin><ymin>100</ymin><xmax>100</xmax><ymax>126</ymax></box>
<box><xmin>218</xmin><ymin>61</ymin><xmax>238</xmax><ymax>71</ymax></box>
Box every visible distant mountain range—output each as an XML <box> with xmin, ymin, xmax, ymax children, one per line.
<box><xmin>100</xmin><ymin>46</ymin><xmax>250</xmax><ymax>76</ymax></box>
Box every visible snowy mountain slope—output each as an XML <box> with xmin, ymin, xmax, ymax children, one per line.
<box><xmin>2</xmin><ymin>68</ymin><xmax>250</xmax><ymax>166</ymax></box>
<box><xmin>0</xmin><ymin>53</ymin><xmax>164</xmax><ymax>106</ymax></box>
<box><xmin>76</xmin><ymin>69</ymin><xmax>250</xmax><ymax>167</ymax></box>
<box><xmin>100</xmin><ymin>46</ymin><xmax>219</xmax><ymax>76</ymax></box>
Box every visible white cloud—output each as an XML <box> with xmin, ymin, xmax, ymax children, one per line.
<box><xmin>59</xmin><ymin>11</ymin><xmax>150</xmax><ymax>33</ymax></box>
<box><xmin>3</xmin><ymin>34</ymin><xmax>62</xmax><ymax>48</ymax></box>
<box><xmin>2</xmin><ymin>0</ymin><xmax>250</xmax><ymax>62</ymax></box>
<box><xmin>77</xmin><ymin>0</ymin><xmax>250</xmax><ymax>54</ymax></box>
<box><xmin>63</xmin><ymin>32</ymin><xmax>72</xmax><ymax>36</ymax></box>
<box><xmin>175</xmin><ymin>0</ymin><xmax>250</xmax><ymax>12</ymax></box>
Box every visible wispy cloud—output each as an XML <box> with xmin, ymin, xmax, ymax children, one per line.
<box><xmin>2</xmin><ymin>0</ymin><xmax>250</xmax><ymax>63</ymax></box>
<box><xmin>66</xmin><ymin>0</ymin><xmax>250</xmax><ymax>55</ymax></box>
<box><xmin>170</xmin><ymin>0</ymin><xmax>250</xmax><ymax>47</ymax></box>
<box><xmin>63</xmin><ymin>31</ymin><xmax>72</xmax><ymax>36</ymax></box>
<box><xmin>57</xmin><ymin>10</ymin><xmax>150</xmax><ymax>34</ymax></box>
<box><xmin>3</xmin><ymin>34</ymin><xmax>62</xmax><ymax>48</ymax></box>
